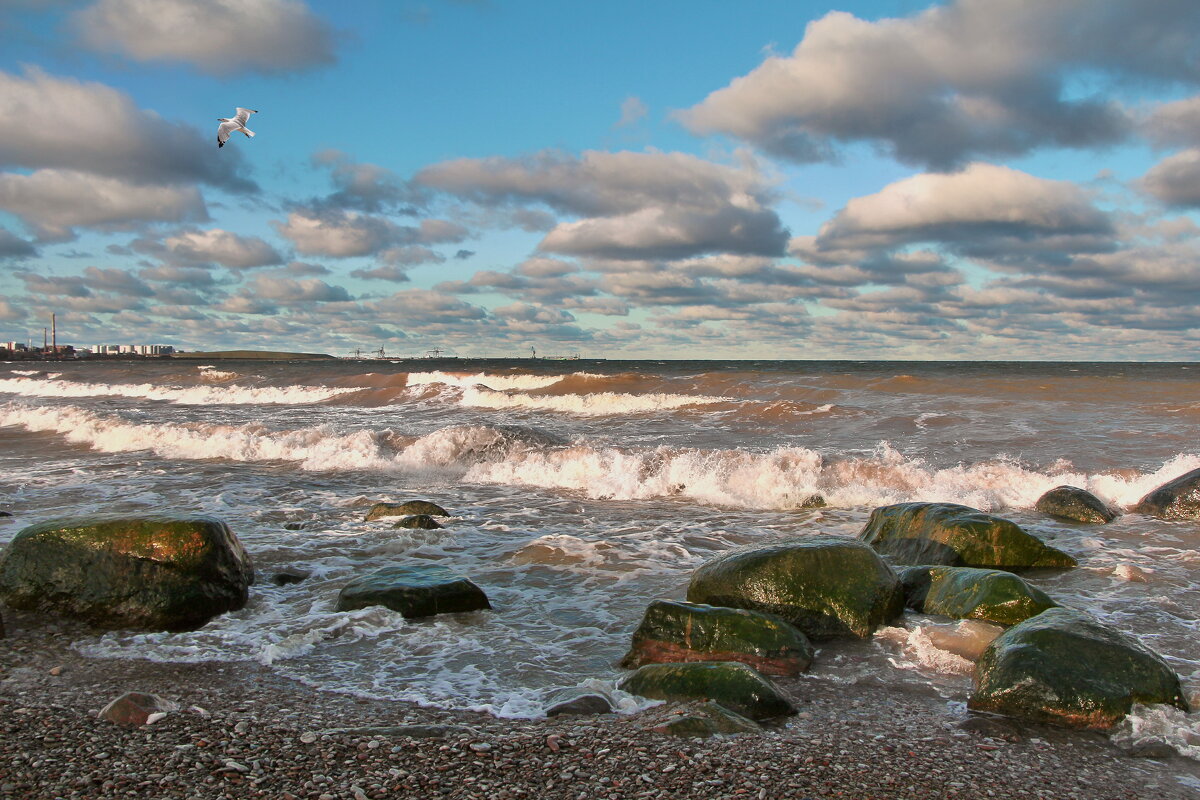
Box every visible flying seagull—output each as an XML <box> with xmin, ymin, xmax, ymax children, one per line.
<box><xmin>217</xmin><ymin>108</ymin><xmax>258</xmax><ymax>148</ymax></box>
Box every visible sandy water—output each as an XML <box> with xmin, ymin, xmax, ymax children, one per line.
<box><xmin>1</xmin><ymin>358</ymin><xmax>1198</xmax><ymax>756</ymax></box>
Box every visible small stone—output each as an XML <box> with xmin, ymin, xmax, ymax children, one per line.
<box><xmin>300</xmin><ymin>732</ymin><xmax>318</xmax><ymax>744</ymax></box>
<box><xmin>469</xmin><ymin>742</ymin><xmax>492</xmax><ymax>753</ymax></box>
<box><xmin>48</xmin><ymin>665</ymin><xmax>63</xmax><ymax>676</ymax></box>
<box><xmin>98</xmin><ymin>692</ymin><xmax>178</xmax><ymax>727</ymax></box>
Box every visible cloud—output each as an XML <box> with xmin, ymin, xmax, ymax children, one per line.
<box><xmin>73</xmin><ymin>0</ymin><xmax>336</xmax><ymax>76</ymax></box>
<box><xmin>350</xmin><ymin>265</ymin><xmax>411</xmax><ymax>282</ymax></box>
<box><xmin>242</xmin><ymin>274</ymin><xmax>352</xmax><ymax>303</ymax></box>
<box><xmin>0</xmin><ymin>68</ymin><xmax>255</xmax><ymax>192</ymax></box>
<box><xmin>310</xmin><ymin>150</ymin><xmax>425</xmax><ymax>213</ymax></box>
<box><xmin>1140</xmin><ymin>149</ymin><xmax>1200</xmax><ymax>207</ymax></box>
<box><xmin>616</xmin><ymin>96</ymin><xmax>648</xmax><ymax>128</ymax></box>
<box><xmin>82</xmin><ymin>266</ymin><xmax>155</xmax><ymax>297</ymax></box>
<box><xmin>0</xmin><ymin>227</ymin><xmax>35</xmax><ymax>258</ymax></box>
<box><xmin>679</xmin><ymin>0</ymin><xmax>1200</xmax><ymax>168</ymax></box>
<box><xmin>418</xmin><ymin>149</ymin><xmax>788</xmax><ymax>260</ymax></box>
<box><xmin>1144</xmin><ymin>95</ymin><xmax>1200</xmax><ymax>147</ymax></box>
<box><xmin>0</xmin><ymin>169</ymin><xmax>208</xmax><ymax>240</ymax></box>
<box><xmin>273</xmin><ymin>209</ymin><xmax>466</xmax><ymax>258</ymax></box>
<box><xmin>157</xmin><ymin>228</ymin><xmax>284</xmax><ymax>269</ymax></box>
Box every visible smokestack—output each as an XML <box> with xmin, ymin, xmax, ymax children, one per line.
<box><xmin>51</xmin><ymin>313</ymin><xmax>56</xmax><ymax>355</ymax></box>
<box><xmin>43</xmin><ymin>327</ymin><xmax>47</xmax><ymax>351</ymax></box>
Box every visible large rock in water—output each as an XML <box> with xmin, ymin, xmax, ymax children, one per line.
<box><xmin>901</xmin><ymin>566</ymin><xmax>1057</xmax><ymax>626</ymax></box>
<box><xmin>969</xmin><ymin>607</ymin><xmax>1189</xmax><ymax>730</ymax></box>
<box><xmin>859</xmin><ymin>503</ymin><xmax>1076</xmax><ymax>569</ymax></box>
<box><xmin>336</xmin><ymin>565</ymin><xmax>490</xmax><ymax>618</ymax></box>
<box><xmin>1132</xmin><ymin>468</ymin><xmax>1200</xmax><ymax>519</ymax></box>
<box><xmin>686</xmin><ymin>535</ymin><xmax>904</xmax><ymax>639</ymax></box>
<box><xmin>365</xmin><ymin>500</ymin><xmax>448</xmax><ymax>522</ymax></box>
<box><xmin>619</xmin><ymin>661</ymin><xmax>795</xmax><ymax>721</ymax></box>
<box><xmin>621</xmin><ymin>600</ymin><xmax>814</xmax><ymax>676</ymax></box>
<box><xmin>1034</xmin><ymin>486</ymin><xmax>1116</xmax><ymax>524</ymax></box>
<box><xmin>0</xmin><ymin>515</ymin><xmax>253</xmax><ymax>631</ymax></box>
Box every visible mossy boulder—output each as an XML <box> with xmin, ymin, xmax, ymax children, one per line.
<box><xmin>365</xmin><ymin>500</ymin><xmax>449</xmax><ymax>522</ymax></box>
<box><xmin>335</xmin><ymin>564</ymin><xmax>489</xmax><ymax>618</ymax></box>
<box><xmin>619</xmin><ymin>661</ymin><xmax>795</xmax><ymax>721</ymax></box>
<box><xmin>969</xmin><ymin>607</ymin><xmax>1189</xmax><ymax>730</ymax></box>
<box><xmin>392</xmin><ymin>514</ymin><xmax>443</xmax><ymax>530</ymax></box>
<box><xmin>1132</xmin><ymin>468</ymin><xmax>1200</xmax><ymax>519</ymax></box>
<box><xmin>901</xmin><ymin>566</ymin><xmax>1058</xmax><ymax>626</ymax></box>
<box><xmin>686</xmin><ymin>535</ymin><xmax>903</xmax><ymax>640</ymax></box>
<box><xmin>0</xmin><ymin>514</ymin><xmax>253</xmax><ymax>631</ymax></box>
<box><xmin>1035</xmin><ymin>486</ymin><xmax>1116</xmax><ymax>524</ymax></box>
<box><xmin>859</xmin><ymin>503</ymin><xmax>1076</xmax><ymax>569</ymax></box>
<box><xmin>621</xmin><ymin>600</ymin><xmax>813</xmax><ymax>676</ymax></box>
<box><xmin>652</xmin><ymin>701</ymin><xmax>762</xmax><ymax>738</ymax></box>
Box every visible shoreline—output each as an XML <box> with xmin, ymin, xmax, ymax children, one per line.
<box><xmin>3</xmin><ymin>610</ymin><xmax>1197</xmax><ymax>799</ymax></box>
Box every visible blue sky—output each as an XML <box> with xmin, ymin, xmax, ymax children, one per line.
<box><xmin>2</xmin><ymin>0</ymin><xmax>1199</xmax><ymax>358</ymax></box>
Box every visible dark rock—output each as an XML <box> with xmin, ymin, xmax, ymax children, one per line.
<box><xmin>335</xmin><ymin>564</ymin><xmax>490</xmax><ymax>618</ymax></box>
<box><xmin>365</xmin><ymin>500</ymin><xmax>449</xmax><ymax>521</ymax></box>
<box><xmin>799</xmin><ymin>495</ymin><xmax>826</xmax><ymax>509</ymax></box>
<box><xmin>1125</xmin><ymin>740</ymin><xmax>1178</xmax><ymax>759</ymax></box>
<box><xmin>969</xmin><ymin>607</ymin><xmax>1189</xmax><ymax>730</ymax></box>
<box><xmin>901</xmin><ymin>566</ymin><xmax>1058</xmax><ymax>626</ymax></box>
<box><xmin>1035</xmin><ymin>486</ymin><xmax>1116</xmax><ymax>524</ymax></box>
<box><xmin>545</xmin><ymin>692</ymin><xmax>613</xmax><ymax>717</ymax></box>
<box><xmin>0</xmin><ymin>511</ymin><xmax>12</xmax><ymax>518</ymax></box>
<box><xmin>0</xmin><ymin>514</ymin><xmax>254</xmax><ymax>631</ymax></box>
<box><xmin>1132</xmin><ymin>467</ymin><xmax>1200</xmax><ymax>519</ymax></box>
<box><xmin>99</xmin><ymin>692</ymin><xmax>177</xmax><ymax>726</ymax></box>
<box><xmin>859</xmin><ymin>502</ymin><xmax>1076</xmax><ymax>569</ymax></box>
<box><xmin>270</xmin><ymin>571</ymin><xmax>310</xmax><ymax>586</ymax></box>
<box><xmin>0</xmin><ymin>610</ymin><xmax>4</xmax><ymax>638</ymax></box>
<box><xmin>619</xmin><ymin>661</ymin><xmax>795</xmax><ymax>721</ymax></box>
<box><xmin>392</xmin><ymin>514</ymin><xmax>443</xmax><ymax>530</ymax></box>
<box><xmin>652</xmin><ymin>701</ymin><xmax>762</xmax><ymax>738</ymax></box>
<box><xmin>686</xmin><ymin>535</ymin><xmax>903</xmax><ymax>639</ymax></box>
<box><xmin>621</xmin><ymin>599</ymin><xmax>813</xmax><ymax>676</ymax></box>
<box><xmin>282</xmin><ymin>522</ymin><xmax>306</xmax><ymax>531</ymax></box>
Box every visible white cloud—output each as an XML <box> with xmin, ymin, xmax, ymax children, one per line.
<box><xmin>242</xmin><ymin>274</ymin><xmax>352</xmax><ymax>304</ymax></box>
<box><xmin>161</xmin><ymin>229</ymin><xmax>284</xmax><ymax>269</ymax></box>
<box><xmin>1140</xmin><ymin>149</ymin><xmax>1200</xmax><ymax>207</ymax></box>
<box><xmin>273</xmin><ymin>209</ymin><xmax>467</xmax><ymax>258</ymax></box>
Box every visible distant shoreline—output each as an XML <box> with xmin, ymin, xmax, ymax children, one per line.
<box><xmin>170</xmin><ymin>350</ymin><xmax>338</xmax><ymax>361</ymax></box>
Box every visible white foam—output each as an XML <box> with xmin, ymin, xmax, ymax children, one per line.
<box><xmin>875</xmin><ymin>625</ymin><xmax>976</xmax><ymax>675</ymax></box>
<box><xmin>406</xmin><ymin>371</ymin><xmax>563</xmax><ymax>391</ymax></box>
<box><xmin>459</xmin><ymin>385</ymin><xmax>730</xmax><ymax>416</ymax></box>
<box><xmin>1112</xmin><ymin>703</ymin><xmax>1200</xmax><ymax>761</ymax></box>
<box><xmin>0</xmin><ymin>376</ymin><xmax>360</xmax><ymax>405</ymax></box>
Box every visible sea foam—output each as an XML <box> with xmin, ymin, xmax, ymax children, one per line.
<box><xmin>0</xmin><ymin>376</ymin><xmax>360</xmax><ymax>405</ymax></box>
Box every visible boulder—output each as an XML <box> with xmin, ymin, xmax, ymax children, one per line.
<box><xmin>859</xmin><ymin>502</ymin><xmax>1076</xmax><ymax>569</ymax></box>
<box><xmin>621</xmin><ymin>600</ymin><xmax>813</xmax><ymax>676</ymax></box>
<box><xmin>0</xmin><ymin>514</ymin><xmax>254</xmax><ymax>631</ymax></box>
<box><xmin>619</xmin><ymin>661</ymin><xmax>795</xmax><ymax>721</ymax></box>
<box><xmin>1132</xmin><ymin>468</ymin><xmax>1200</xmax><ymax>519</ymax></box>
<box><xmin>544</xmin><ymin>692</ymin><xmax>613</xmax><ymax>717</ymax></box>
<box><xmin>99</xmin><ymin>692</ymin><xmax>178</xmax><ymax>726</ymax></box>
<box><xmin>686</xmin><ymin>535</ymin><xmax>903</xmax><ymax>639</ymax></box>
<box><xmin>365</xmin><ymin>500</ymin><xmax>449</xmax><ymax>521</ymax></box>
<box><xmin>651</xmin><ymin>701</ymin><xmax>762</xmax><ymax>738</ymax></box>
<box><xmin>336</xmin><ymin>565</ymin><xmax>490</xmax><ymax>618</ymax></box>
<box><xmin>901</xmin><ymin>566</ymin><xmax>1058</xmax><ymax>626</ymax></box>
<box><xmin>969</xmin><ymin>607</ymin><xmax>1189</xmax><ymax>730</ymax></box>
<box><xmin>392</xmin><ymin>514</ymin><xmax>443</xmax><ymax>530</ymax></box>
<box><xmin>270</xmin><ymin>571</ymin><xmax>310</xmax><ymax>586</ymax></box>
<box><xmin>1034</xmin><ymin>486</ymin><xmax>1116</xmax><ymax>524</ymax></box>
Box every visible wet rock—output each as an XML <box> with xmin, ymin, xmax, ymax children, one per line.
<box><xmin>335</xmin><ymin>564</ymin><xmax>490</xmax><ymax>618</ymax></box>
<box><xmin>1035</xmin><ymin>486</ymin><xmax>1116</xmax><ymax>524</ymax></box>
<box><xmin>365</xmin><ymin>500</ymin><xmax>449</xmax><ymax>521</ymax></box>
<box><xmin>901</xmin><ymin>566</ymin><xmax>1058</xmax><ymax>626</ymax></box>
<box><xmin>0</xmin><ymin>511</ymin><xmax>11</xmax><ymax>517</ymax></box>
<box><xmin>392</xmin><ymin>514</ymin><xmax>443</xmax><ymax>530</ymax></box>
<box><xmin>98</xmin><ymin>692</ymin><xmax>178</xmax><ymax>727</ymax></box>
<box><xmin>970</xmin><ymin>607</ymin><xmax>1189</xmax><ymax>730</ymax></box>
<box><xmin>1132</xmin><ymin>467</ymin><xmax>1200</xmax><ymax>519</ymax></box>
<box><xmin>0</xmin><ymin>610</ymin><xmax>4</xmax><ymax>638</ymax></box>
<box><xmin>687</xmin><ymin>535</ymin><xmax>903</xmax><ymax>639</ymax></box>
<box><xmin>282</xmin><ymin>522</ymin><xmax>306</xmax><ymax>531</ymax></box>
<box><xmin>270</xmin><ymin>571</ymin><xmax>310</xmax><ymax>586</ymax></box>
<box><xmin>859</xmin><ymin>502</ymin><xmax>1076</xmax><ymax>569</ymax></box>
<box><xmin>652</xmin><ymin>701</ymin><xmax>762</xmax><ymax>738</ymax></box>
<box><xmin>621</xmin><ymin>599</ymin><xmax>813</xmax><ymax>676</ymax></box>
<box><xmin>0</xmin><ymin>514</ymin><xmax>254</xmax><ymax>630</ymax></box>
<box><xmin>544</xmin><ymin>692</ymin><xmax>613</xmax><ymax>717</ymax></box>
<box><xmin>619</xmin><ymin>661</ymin><xmax>796</xmax><ymax>721</ymax></box>
<box><xmin>799</xmin><ymin>495</ymin><xmax>826</xmax><ymax>509</ymax></box>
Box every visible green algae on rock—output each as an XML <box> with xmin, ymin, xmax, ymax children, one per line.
<box><xmin>859</xmin><ymin>502</ymin><xmax>1076</xmax><ymax>569</ymax></box>
<box><xmin>336</xmin><ymin>564</ymin><xmax>490</xmax><ymax>618</ymax></box>
<box><xmin>969</xmin><ymin>607</ymin><xmax>1189</xmax><ymax>730</ymax></box>
<box><xmin>686</xmin><ymin>535</ymin><xmax>904</xmax><ymax>640</ymax></box>
<box><xmin>1034</xmin><ymin>486</ymin><xmax>1117</xmax><ymax>524</ymax></box>
<box><xmin>619</xmin><ymin>661</ymin><xmax>795</xmax><ymax>721</ymax></box>
<box><xmin>365</xmin><ymin>500</ymin><xmax>450</xmax><ymax>521</ymax></box>
<box><xmin>652</xmin><ymin>701</ymin><xmax>762</xmax><ymax>738</ymax></box>
<box><xmin>621</xmin><ymin>600</ymin><xmax>814</xmax><ymax>676</ymax></box>
<box><xmin>1132</xmin><ymin>467</ymin><xmax>1200</xmax><ymax>519</ymax></box>
<box><xmin>901</xmin><ymin>566</ymin><xmax>1058</xmax><ymax>626</ymax></box>
<box><xmin>392</xmin><ymin>514</ymin><xmax>444</xmax><ymax>530</ymax></box>
<box><xmin>0</xmin><ymin>514</ymin><xmax>253</xmax><ymax>631</ymax></box>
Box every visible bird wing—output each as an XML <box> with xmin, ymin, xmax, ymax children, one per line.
<box><xmin>217</xmin><ymin>120</ymin><xmax>239</xmax><ymax>146</ymax></box>
<box><xmin>234</xmin><ymin>108</ymin><xmax>255</xmax><ymax>125</ymax></box>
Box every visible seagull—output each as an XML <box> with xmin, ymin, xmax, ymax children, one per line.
<box><xmin>217</xmin><ymin>108</ymin><xmax>258</xmax><ymax>148</ymax></box>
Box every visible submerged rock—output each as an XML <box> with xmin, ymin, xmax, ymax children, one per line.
<box><xmin>544</xmin><ymin>692</ymin><xmax>613</xmax><ymax>717</ymax></box>
<box><xmin>901</xmin><ymin>566</ymin><xmax>1058</xmax><ymax>626</ymax></box>
<box><xmin>336</xmin><ymin>564</ymin><xmax>490</xmax><ymax>618</ymax></box>
<box><xmin>392</xmin><ymin>514</ymin><xmax>443</xmax><ymax>530</ymax></box>
<box><xmin>99</xmin><ymin>692</ymin><xmax>178</xmax><ymax>727</ymax></box>
<box><xmin>365</xmin><ymin>500</ymin><xmax>449</xmax><ymax>521</ymax></box>
<box><xmin>1132</xmin><ymin>468</ymin><xmax>1200</xmax><ymax>519</ymax></box>
<box><xmin>621</xmin><ymin>600</ymin><xmax>813</xmax><ymax>676</ymax></box>
<box><xmin>270</xmin><ymin>570</ymin><xmax>310</xmax><ymax>586</ymax></box>
<box><xmin>687</xmin><ymin>535</ymin><xmax>903</xmax><ymax>639</ymax></box>
<box><xmin>0</xmin><ymin>514</ymin><xmax>254</xmax><ymax>631</ymax></box>
<box><xmin>969</xmin><ymin>607</ymin><xmax>1189</xmax><ymax>730</ymax></box>
<box><xmin>619</xmin><ymin>661</ymin><xmax>795</xmax><ymax>721</ymax></box>
<box><xmin>859</xmin><ymin>502</ymin><xmax>1076</xmax><ymax>569</ymax></box>
<box><xmin>1035</xmin><ymin>486</ymin><xmax>1116</xmax><ymax>524</ymax></box>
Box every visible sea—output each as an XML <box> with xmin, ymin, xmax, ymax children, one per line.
<box><xmin>1</xmin><ymin>358</ymin><xmax>1199</xmax><ymax>757</ymax></box>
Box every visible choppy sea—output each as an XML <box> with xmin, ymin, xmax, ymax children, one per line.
<box><xmin>2</xmin><ymin>359</ymin><xmax>1198</xmax><ymax>757</ymax></box>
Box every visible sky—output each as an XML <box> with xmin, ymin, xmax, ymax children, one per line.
<box><xmin>2</xmin><ymin>0</ymin><xmax>1200</xmax><ymax>359</ymax></box>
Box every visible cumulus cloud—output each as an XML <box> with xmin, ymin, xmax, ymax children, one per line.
<box><xmin>0</xmin><ymin>169</ymin><xmax>207</xmax><ymax>240</ymax></box>
<box><xmin>418</xmin><ymin>149</ymin><xmax>788</xmax><ymax>260</ymax></box>
<box><xmin>0</xmin><ymin>227</ymin><xmax>35</xmax><ymax>258</ymax></box>
<box><xmin>273</xmin><ymin>209</ymin><xmax>466</xmax><ymax>258</ymax></box>
<box><xmin>0</xmin><ymin>68</ymin><xmax>255</xmax><ymax>192</ymax></box>
<box><xmin>1143</xmin><ymin>95</ymin><xmax>1200</xmax><ymax>148</ymax></box>
<box><xmin>1140</xmin><ymin>149</ymin><xmax>1200</xmax><ymax>207</ymax></box>
<box><xmin>73</xmin><ymin>0</ymin><xmax>336</xmax><ymax>75</ymax></box>
<box><xmin>310</xmin><ymin>150</ymin><xmax>425</xmax><ymax>213</ymax></box>
<box><xmin>242</xmin><ymin>274</ymin><xmax>352</xmax><ymax>304</ymax></box>
<box><xmin>156</xmin><ymin>228</ymin><xmax>284</xmax><ymax>269</ymax></box>
<box><xmin>680</xmin><ymin>0</ymin><xmax>1200</xmax><ymax>168</ymax></box>
<box><xmin>350</xmin><ymin>265</ymin><xmax>411</xmax><ymax>282</ymax></box>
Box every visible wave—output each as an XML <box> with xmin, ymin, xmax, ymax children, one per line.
<box><xmin>458</xmin><ymin>385</ymin><xmax>731</xmax><ymax>416</ymax></box>
<box><xmin>5</xmin><ymin>402</ymin><xmax>1196</xmax><ymax>511</ymax></box>
<box><xmin>0</xmin><ymin>376</ymin><xmax>361</xmax><ymax>405</ymax></box>
<box><xmin>405</xmin><ymin>371</ymin><xmax>564</xmax><ymax>391</ymax></box>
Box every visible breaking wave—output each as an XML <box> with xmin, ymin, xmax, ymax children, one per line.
<box><xmin>0</xmin><ymin>376</ymin><xmax>361</xmax><ymax>405</ymax></box>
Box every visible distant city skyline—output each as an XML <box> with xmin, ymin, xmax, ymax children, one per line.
<box><xmin>2</xmin><ymin>1</ymin><xmax>1200</xmax><ymax>359</ymax></box>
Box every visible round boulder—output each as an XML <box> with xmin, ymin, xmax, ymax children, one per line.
<box><xmin>336</xmin><ymin>564</ymin><xmax>490</xmax><ymax>618</ymax></box>
<box><xmin>686</xmin><ymin>535</ymin><xmax>904</xmax><ymax>639</ymax></box>
<box><xmin>0</xmin><ymin>514</ymin><xmax>254</xmax><ymax>631</ymax></box>
<box><xmin>969</xmin><ymin>607</ymin><xmax>1189</xmax><ymax>730</ymax></box>
<box><xmin>1132</xmin><ymin>468</ymin><xmax>1200</xmax><ymax>519</ymax></box>
<box><xmin>901</xmin><ymin>566</ymin><xmax>1057</xmax><ymax>626</ymax></box>
<box><xmin>619</xmin><ymin>661</ymin><xmax>795</xmax><ymax>721</ymax></box>
<box><xmin>621</xmin><ymin>600</ymin><xmax>813</xmax><ymax>676</ymax></box>
<box><xmin>1034</xmin><ymin>486</ymin><xmax>1116</xmax><ymax>524</ymax></box>
<box><xmin>365</xmin><ymin>500</ymin><xmax>449</xmax><ymax>522</ymax></box>
<box><xmin>392</xmin><ymin>514</ymin><xmax>443</xmax><ymax>530</ymax></box>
